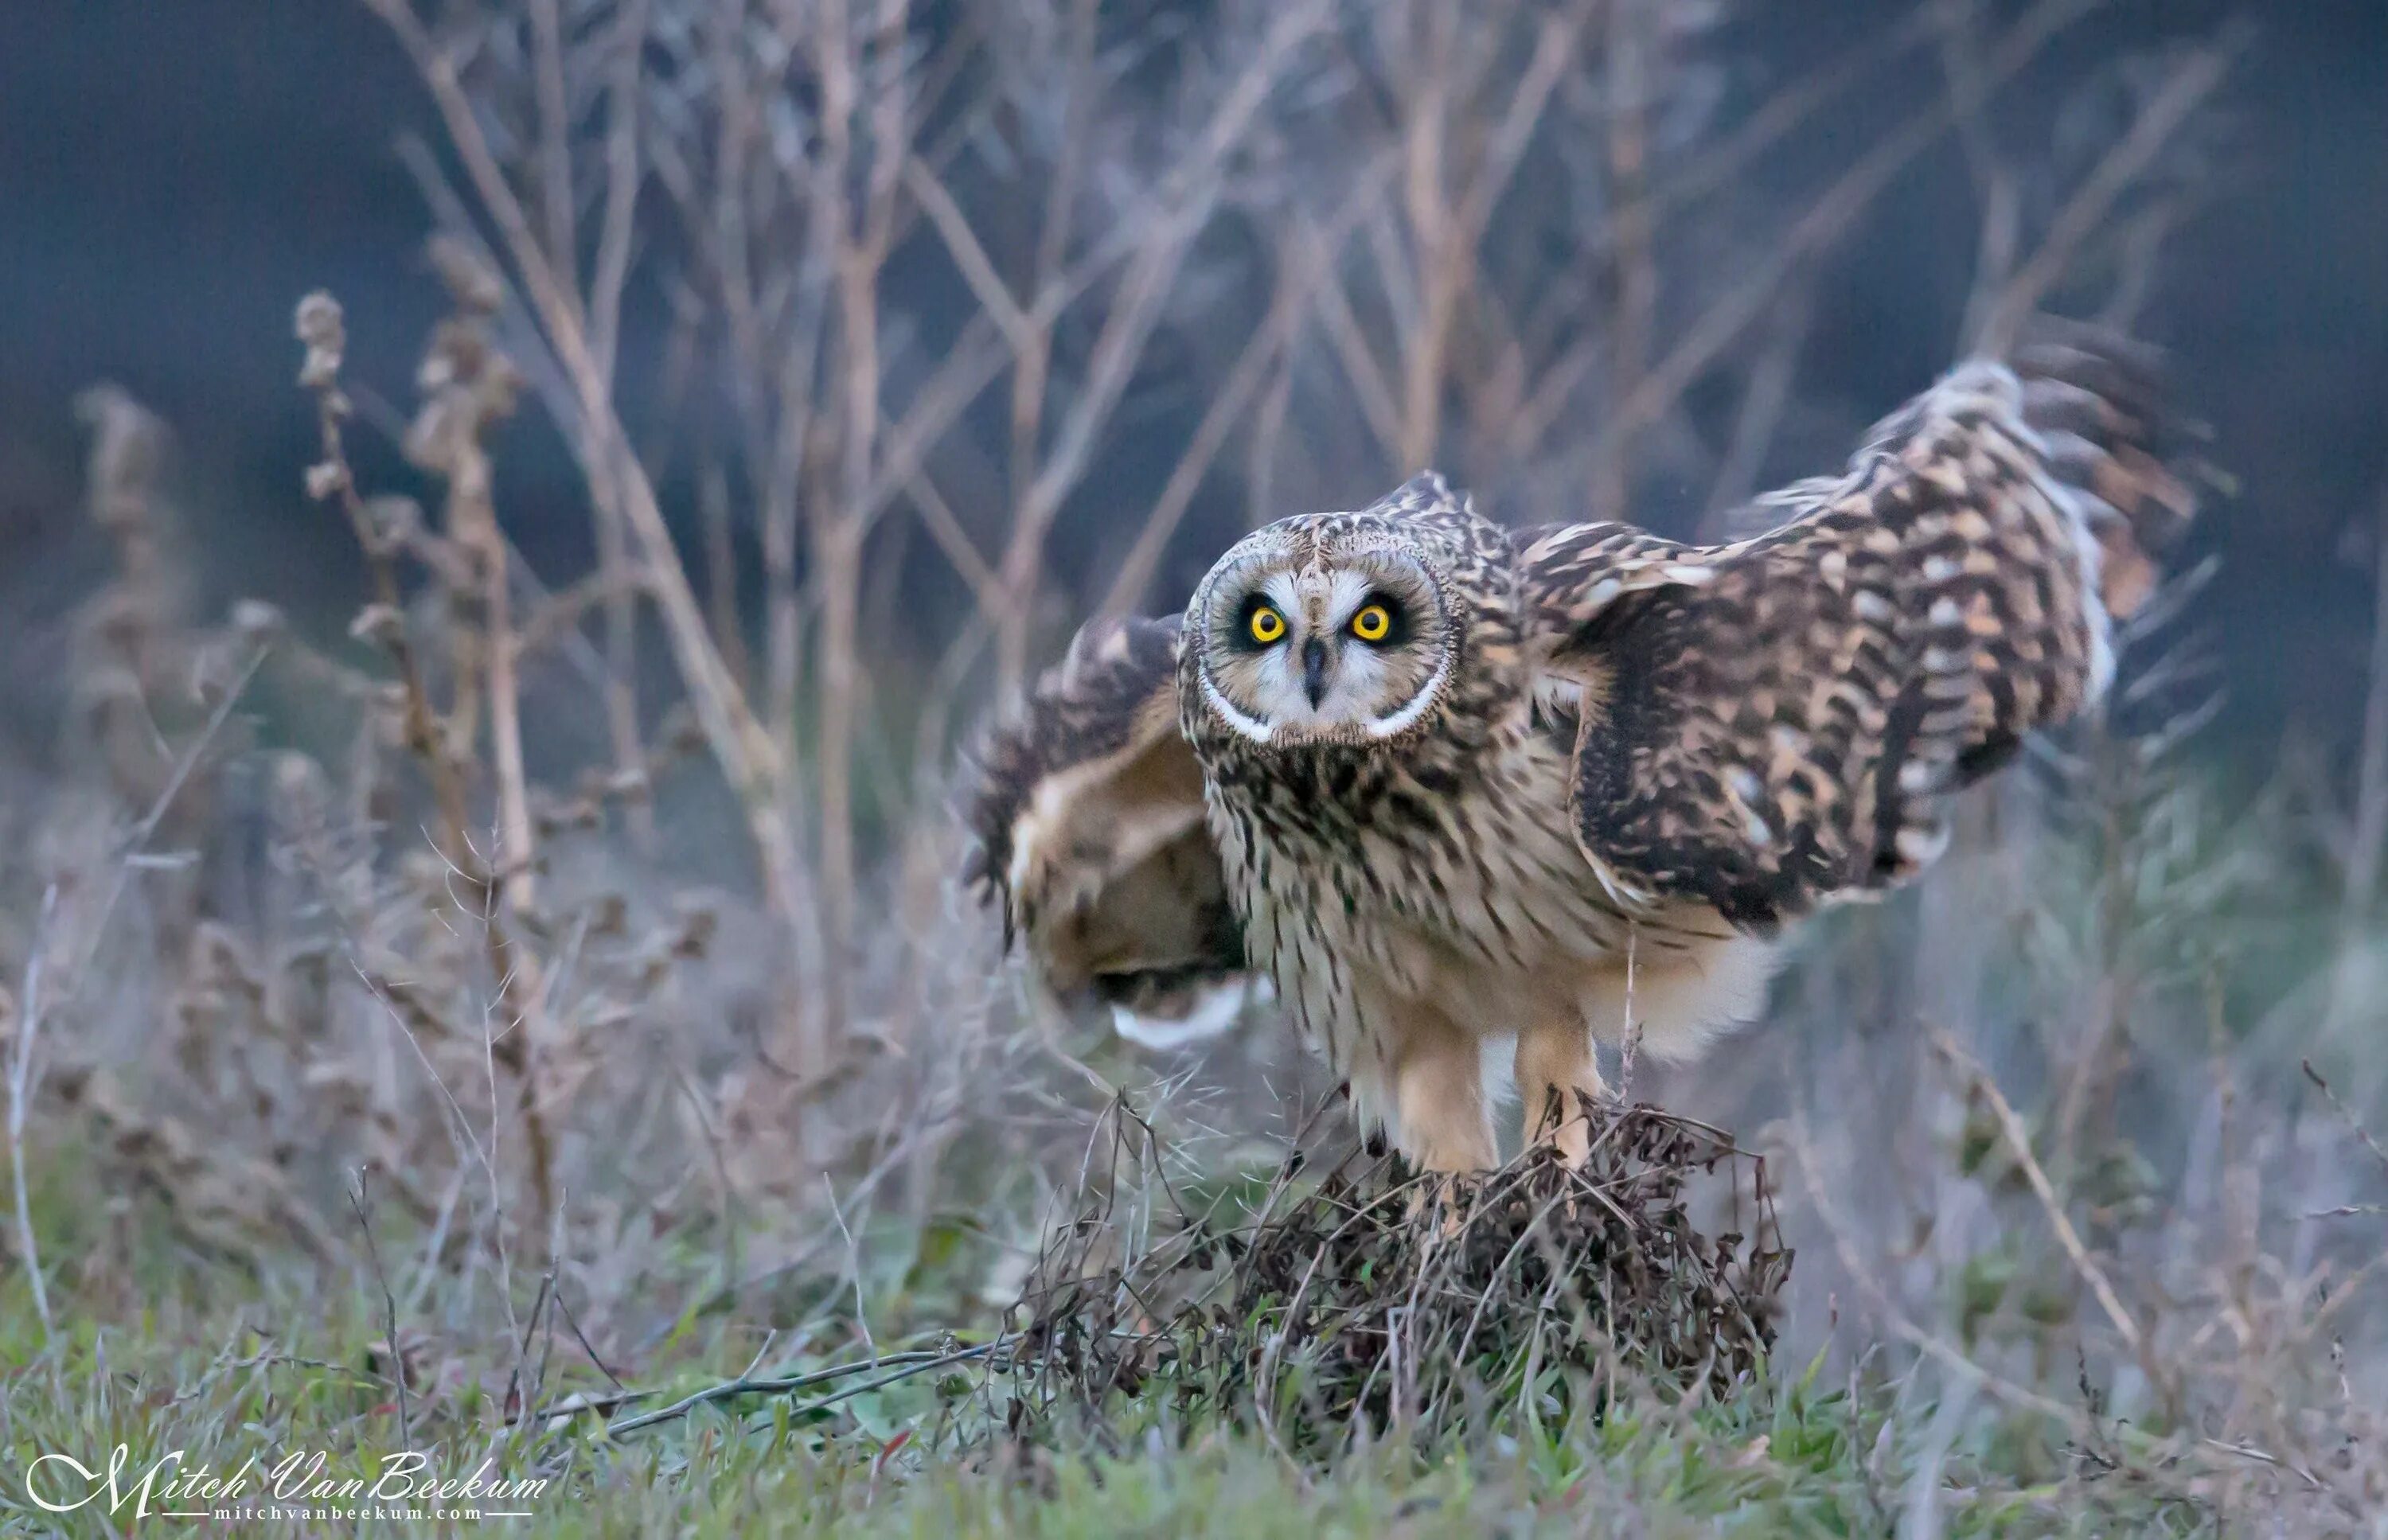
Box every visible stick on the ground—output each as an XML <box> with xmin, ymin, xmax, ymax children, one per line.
<box><xmin>603</xmin><ymin>1341</ymin><xmax>1004</xmax><ymax>1438</ymax></box>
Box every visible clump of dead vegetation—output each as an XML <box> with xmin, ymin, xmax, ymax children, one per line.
<box><xmin>1013</xmin><ymin>1100</ymin><xmax>1789</xmax><ymax>1449</ymax></box>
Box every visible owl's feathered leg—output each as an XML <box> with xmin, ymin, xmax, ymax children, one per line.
<box><xmin>1389</xmin><ymin>1009</ymin><xmax>1497</xmax><ymax>1174</ymax></box>
<box><xmin>1516</xmin><ymin>1019</ymin><xmax>1606</xmax><ymax>1167</ymax></box>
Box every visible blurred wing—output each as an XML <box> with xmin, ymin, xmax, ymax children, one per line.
<box><xmin>1521</xmin><ymin>327</ymin><xmax>2200</xmax><ymax>930</ymax></box>
<box><xmin>964</xmin><ymin>614</ymin><xmax>1247</xmax><ymax>1027</ymax></box>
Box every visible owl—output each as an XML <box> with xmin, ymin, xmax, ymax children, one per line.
<box><xmin>967</xmin><ymin>327</ymin><xmax>2199</xmax><ymax>1172</ymax></box>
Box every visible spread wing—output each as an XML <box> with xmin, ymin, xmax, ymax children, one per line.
<box><xmin>964</xmin><ymin>614</ymin><xmax>1248</xmax><ymax>1031</ymax></box>
<box><xmin>1521</xmin><ymin>327</ymin><xmax>2201</xmax><ymax>930</ymax></box>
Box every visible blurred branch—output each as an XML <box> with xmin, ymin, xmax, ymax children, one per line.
<box><xmin>591</xmin><ymin>0</ymin><xmax>660</xmax><ymax>849</ymax></box>
<box><xmin>1551</xmin><ymin>0</ymin><xmax>2104</xmax><ymax>466</ymax></box>
<box><xmin>902</xmin><ymin>467</ymin><xmax>1004</xmax><ymax>616</ymax></box>
<box><xmin>1306</xmin><ymin>221</ymin><xmax>1407</xmax><ymax>464</ymax></box>
<box><xmin>1634</xmin><ymin>0</ymin><xmax>1949</xmax><ymax>236</ymax></box>
<box><xmin>6</xmin><ymin>886</ymin><xmax>58</xmax><ymax>1346</ymax></box>
<box><xmin>986</xmin><ymin>0</ymin><xmax>1337</xmax><ymax>688</ymax></box>
<box><xmin>1100</xmin><ymin>156</ymin><xmax>1399</xmax><ymax>618</ymax></box>
<box><xmin>1938</xmin><ymin>0</ymin><xmax>2023</xmax><ymax>348</ymax></box>
<box><xmin>526</xmin><ymin>0</ymin><xmax>579</xmax><ymax>309</ymax></box>
<box><xmin>1702</xmin><ymin>275</ymin><xmax>1812</xmax><ymax>527</ymax></box>
<box><xmin>1976</xmin><ymin>29</ymin><xmax>2247</xmax><ymax>353</ymax></box>
<box><xmin>903</xmin><ymin>158</ymin><xmax>1036</xmax><ymax>352</ymax></box>
<box><xmin>1590</xmin><ymin>0</ymin><xmax>1655</xmax><ymax>523</ymax></box>
<box><xmin>361</xmin><ymin>0</ymin><xmax>806</xmax><ymax>930</ymax></box>
<box><xmin>2342</xmin><ymin>474</ymin><xmax>2388</xmax><ymax>925</ymax></box>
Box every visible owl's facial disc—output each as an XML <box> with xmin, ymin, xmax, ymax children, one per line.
<box><xmin>1193</xmin><ymin>536</ymin><xmax>1456</xmax><ymax>748</ymax></box>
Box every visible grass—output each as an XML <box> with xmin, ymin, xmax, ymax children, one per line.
<box><xmin>2</xmin><ymin>722</ymin><xmax>2374</xmax><ymax>1535</ymax></box>
<box><xmin>0</xmin><ymin>1083</ymin><xmax>2328</xmax><ymax>1536</ymax></box>
<box><xmin>0</xmin><ymin>1245</ymin><xmax>2229</xmax><ymax>1538</ymax></box>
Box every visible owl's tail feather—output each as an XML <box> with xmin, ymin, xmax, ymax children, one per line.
<box><xmin>2009</xmin><ymin>321</ymin><xmax>2214</xmax><ymax>621</ymax></box>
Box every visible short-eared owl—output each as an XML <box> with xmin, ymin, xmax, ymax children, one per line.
<box><xmin>968</xmin><ymin>329</ymin><xmax>2199</xmax><ymax>1172</ymax></box>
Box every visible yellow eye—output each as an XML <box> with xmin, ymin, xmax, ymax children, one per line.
<box><xmin>1351</xmin><ymin>603</ymin><xmax>1391</xmax><ymax>642</ymax></box>
<box><xmin>1248</xmin><ymin>605</ymin><xmax>1286</xmax><ymax>645</ymax></box>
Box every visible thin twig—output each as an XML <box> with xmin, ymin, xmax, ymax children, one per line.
<box><xmin>6</xmin><ymin>887</ymin><xmax>59</xmax><ymax>1345</ymax></box>
<box><xmin>1785</xmin><ymin>1100</ymin><xmax>2301</xmax><ymax>1487</ymax></box>
<box><xmin>348</xmin><ymin>1169</ymin><xmax>416</xmax><ymax>1448</ymax></box>
<box><xmin>825</xmin><ymin>1174</ymin><xmax>877</xmax><ymax>1362</ymax></box>
<box><xmin>2302</xmin><ymin>1059</ymin><xmax>2388</xmax><ymax>1179</ymax></box>
<box><xmin>1929</xmin><ymin>1028</ymin><xmax>2160</xmax><ymax>1390</ymax></box>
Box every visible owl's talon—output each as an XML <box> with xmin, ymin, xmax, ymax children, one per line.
<box><xmin>1520</xmin><ymin>1075</ymin><xmax>1601</xmax><ymax>1172</ymax></box>
<box><xmin>1407</xmin><ymin>1173</ymin><xmax>1469</xmax><ymax>1245</ymax></box>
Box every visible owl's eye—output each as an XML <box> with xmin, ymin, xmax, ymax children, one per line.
<box><xmin>1247</xmin><ymin>605</ymin><xmax>1286</xmax><ymax>645</ymax></box>
<box><xmin>1350</xmin><ymin>603</ymin><xmax>1392</xmax><ymax>643</ymax></box>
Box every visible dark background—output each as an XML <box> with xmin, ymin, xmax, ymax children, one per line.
<box><xmin>2</xmin><ymin>1</ymin><xmax>2383</xmax><ymax>765</ymax></box>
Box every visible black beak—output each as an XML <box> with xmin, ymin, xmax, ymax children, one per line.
<box><xmin>1302</xmin><ymin>637</ymin><xmax>1329</xmax><ymax>707</ymax></box>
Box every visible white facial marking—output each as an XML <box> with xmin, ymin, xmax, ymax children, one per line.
<box><xmin>1362</xmin><ymin>651</ymin><xmax>1452</xmax><ymax>739</ymax></box>
<box><xmin>1199</xmin><ymin>668</ymin><xmax>1278</xmax><ymax>745</ymax></box>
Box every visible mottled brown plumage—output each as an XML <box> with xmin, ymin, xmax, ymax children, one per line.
<box><xmin>967</xmin><ymin>329</ymin><xmax>2201</xmax><ymax>1171</ymax></box>
<box><xmin>965</xmin><ymin>614</ymin><xmax>1244</xmax><ymax>1023</ymax></box>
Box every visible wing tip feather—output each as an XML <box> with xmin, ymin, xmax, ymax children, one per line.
<box><xmin>2005</xmin><ymin>319</ymin><xmax>2213</xmax><ymax>621</ymax></box>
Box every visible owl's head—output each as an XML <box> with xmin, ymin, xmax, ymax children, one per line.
<box><xmin>1185</xmin><ymin>519</ymin><xmax>1461</xmax><ymax>749</ymax></box>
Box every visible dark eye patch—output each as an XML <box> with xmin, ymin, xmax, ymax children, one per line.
<box><xmin>1231</xmin><ymin>591</ymin><xmax>1282</xmax><ymax>650</ymax></box>
<box><xmin>1352</xmin><ymin>592</ymin><xmax>1411</xmax><ymax>645</ymax></box>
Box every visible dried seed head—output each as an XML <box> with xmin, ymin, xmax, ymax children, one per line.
<box><xmin>365</xmin><ymin>495</ymin><xmax>423</xmax><ymax>545</ymax></box>
<box><xmin>76</xmin><ymin>385</ymin><xmax>170</xmax><ymax>528</ymax></box>
<box><xmin>295</xmin><ymin>291</ymin><xmax>345</xmax><ymax>350</ymax></box>
<box><xmin>305</xmin><ymin>460</ymin><xmax>349</xmax><ymax>501</ymax></box>
<box><xmin>295</xmin><ymin>292</ymin><xmax>347</xmax><ymax>387</ymax></box>
<box><xmin>230</xmin><ymin>598</ymin><xmax>286</xmax><ymax>641</ymax></box>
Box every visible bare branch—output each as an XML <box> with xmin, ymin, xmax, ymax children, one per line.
<box><xmin>1535</xmin><ymin>0</ymin><xmax>2104</xmax><ymax>465</ymax></box>
<box><xmin>1976</xmin><ymin>30</ymin><xmax>2247</xmax><ymax>353</ymax></box>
